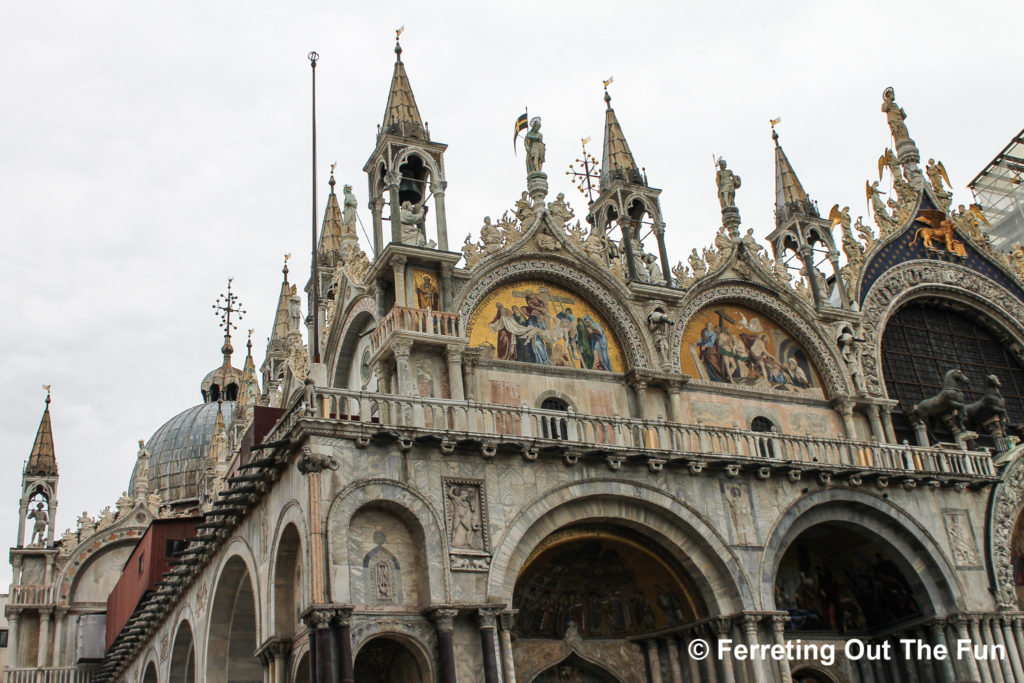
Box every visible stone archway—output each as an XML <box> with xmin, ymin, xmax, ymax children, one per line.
<box><xmin>168</xmin><ymin>620</ymin><xmax>196</xmax><ymax>683</ymax></box>
<box><xmin>206</xmin><ymin>556</ymin><xmax>260</xmax><ymax>683</ymax></box>
<box><xmin>273</xmin><ymin>523</ymin><xmax>303</xmax><ymax>638</ymax></box>
<box><xmin>791</xmin><ymin>666</ymin><xmax>838</xmax><ymax>683</ymax></box>
<box><xmin>293</xmin><ymin>651</ymin><xmax>310</xmax><ymax>683</ymax></box>
<box><xmin>141</xmin><ymin>661</ymin><xmax>159</xmax><ymax>683</ymax></box>
<box><xmin>533</xmin><ymin>653</ymin><xmax>620</xmax><ymax>682</ymax></box>
<box><xmin>353</xmin><ymin>635</ymin><xmax>430</xmax><ymax>683</ymax></box>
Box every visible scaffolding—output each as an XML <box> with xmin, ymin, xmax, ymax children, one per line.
<box><xmin>969</xmin><ymin>128</ymin><xmax>1024</xmax><ymax>250</ymax></box>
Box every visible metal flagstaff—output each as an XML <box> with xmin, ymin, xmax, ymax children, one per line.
<box><xmin>309</xmin><ymin>50</ymin><xmax>321</xmax><ymax>364</ymax></box>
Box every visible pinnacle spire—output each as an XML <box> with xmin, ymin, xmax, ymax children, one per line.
<box><xmin>272</xmin><ymin>256</ymin><xmax>294</xmax><ymax>342</ymax></box>
<box><xmin>26</xmin><ymin>389</ymin><xmax>57</xmax><ymax>477</ymax></box>
<box><xmin>380</xmin><ymin>36</ymin><xmax>427</xmax><ymax>140</ymax></box>
<box><xmin>600</xmin><ymin>87</ymin><xmax>644</xmax><ymax>189</ymax></box>
<box><xmin>773</xmin><ymin>126</ymin><xmax>818</xmax><ymax>227</ymax></box>
<box><xmin>318</xmin><ymin>174</ymin><xmax>344</xmax><ymax>256</ymax></box>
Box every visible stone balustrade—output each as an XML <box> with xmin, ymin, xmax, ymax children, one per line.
<box><xmin>369</xmin><ymin>306</ymin><xmax>461</xmax><ymax>352</ymax></box>
<box><xmin>3</xmin><ymin>670</ymin><xmax>94</xmax><ymax>683</ymax></box>
<box><xmin>270</xmin><ymin>387</ymin><xmax>996</xmax><ymax>479</ymax></box>
<box><xmin>9</xmin><ymin>584</ymin><xmax>57</xmax><ymax>606</ymax></box>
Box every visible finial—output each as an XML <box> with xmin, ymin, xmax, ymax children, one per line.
<box><xmin>603</xmin><ymin>76</ymin><xmax>614</xmax><ymax>109</ymax></box>
<box><xmin>770</xmin><ymin>117</ymin><xmax>782</xmax><ymax>144</ymax></box>
<box><xmin>283</xmin><ymin>253</ymin><xmax>291</xmax><ymax>279</ymax></box>
<box><xmin>395</xmin><ymin>25</ymin><xmax>405</xmax><ymax>60</ymax></box>
<box><xmin>212</xmin><ymin>277</ymin><xmax>246</xmax><ymax>364</ymax></box>
<box><xmin>307</xmin><ymin>51</ymin><xmax>318</xmax><ymax>68</ymax></box>
<box><xmin>329</xmin><ymin>162</ymin><xmax>336</xmax><ymax>193</ymax></box>
<box><xmin>42</xmin><ymin>384</ymin><xmax>51</xmax><ymax>406</ymax></box>
<box><xmin>246</xmin><ymin>328</ymin><xmax>254</xmax><ymax>356</ymax></box>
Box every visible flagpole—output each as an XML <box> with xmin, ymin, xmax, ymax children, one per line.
<box><xmin>309</xmin><ymin>50</ymin><xmax>321</xmax><ymax>364</ymax></box>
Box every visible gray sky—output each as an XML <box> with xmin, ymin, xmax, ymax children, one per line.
<box><xmin>1</xmin><ymin>0</ymin><xmax>1019</xmax><ymax>587</ymax></box>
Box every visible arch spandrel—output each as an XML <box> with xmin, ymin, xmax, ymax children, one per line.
<box><xmin>466</xmin><ymin>279</ymin><xmax>625</xmax><ymax>372</ymax></box>
<box><xmin>680</xmin><ymin>302</ymin><xmax>824</xmax><ymax>395</ymax></box>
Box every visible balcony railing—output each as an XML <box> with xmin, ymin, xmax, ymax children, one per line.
<box><xmin>370</xmin><ymin>306</ymin><xmax>461</xmax><ymax>352</ymax></box>
<box><xmin>3</xmin><ymin>670</ymin><xmax>93</xmax><ymax>683</ymax></box>
<box><xmin>9</xmin><ymin>584</ymin><xmax>56</xmax><ymax>606</ymax></box>
<box><xmin>272</xmin><ymin>387</ymin><xmax>996</xmax><ymax>479</ymax></box>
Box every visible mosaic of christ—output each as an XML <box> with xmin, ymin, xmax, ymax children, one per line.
<box><xmin>468</xmin><ymin>281</ymin><xmax>624</xmax><ymax>372</ymax></box>
<box><xmin>680</xmin><ymin>305</ymin><xmax>820</xmax><ymax>391</ymax></box>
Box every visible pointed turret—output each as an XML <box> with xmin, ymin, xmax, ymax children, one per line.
<box><xmin>380</xmin><ymin>39</ymin><xmax>427</xmax><ymax>141</ymax></box>
<box><xmin>261</xmin><ymin>257</ymin><xmax>301</xmax><ymax>406</ymax></box>
<box><xmin>773</xmin><ymin>128</ymin><xmax>818</xmax><ymax>227</ymax></box>
<box><xmin>600</xmin><ymin>90</ymin><xmax>644</xmax><ymax>189</ymax></box>
<box><xmin>25</xmin><ymin>390</ymin><xmax>57</xmax><ymax>477</ymax></box>
<box><xmin>318</xmin><ymin>173</ymin><xmax>345</xmax><ymax>258</ymax></box>
<box><xmin>273</xmin><ymin>261</ymin><xmax>293</xmax><ymax>341</ymax></box>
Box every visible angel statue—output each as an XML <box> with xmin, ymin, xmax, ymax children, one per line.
<box><xmin>866</xmin><ymin>181</ymin><xmax>897</xmax><ymax>233</ymax></box>
<box><xmin>926</xmin><ymin>159</ymin><xmax>951</xmax><ymax>194</ymax></box>
<box><xmin>524</xmin><ymin>117</ymin><xmax>545</xmax><ymax>174</ymax></box>
<box><xmin>716</xmin><ymin>159</ymin><xmax>741</xmax><ymax>209</ymax></box>
<box><xmin>881</xmin><ymin>87</ymin><xmax>911</xmax><ymax>144</ymax></box>
<box><xmin>828</xmin><ymin>204</ymin><xmax>851</xmax><ymax>233</ymax></box>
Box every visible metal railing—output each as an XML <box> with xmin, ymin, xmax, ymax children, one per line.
<box><xmin>3</xmin><ymin>670</ymin><xmax>93</xmax><ymax>683</ymax></box>
<box><xmin>274</xmin><ymin>387</ymin><xmax>996</xmax><ymax>478</ymax></box>
<box><xmin>9</xmin><ymin>584</ymin><xmax>57</xmax><ymax>606</ymax></box>
<box><xmin>370</xmin><ymin>306</ymin><xmax>461</xmax><ymax>352</ymax></box>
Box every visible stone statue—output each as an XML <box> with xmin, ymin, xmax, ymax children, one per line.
<box><xmin>548</xmin><ymin>193</ymin><xmax>574</xmax><ymax>226</ymax></box>
<box><xmin>838</xmin><ymin>330</ymin><xmax>865</xmax><ymax>394</ymax></box>
<box><xmin>644</xmin><ymin>253</ymin><xmax>666</xmax><ymax>285</ymax></box>
<box><xmin>628</xmin><ymin>235</ymin><xmax>647</xmax><ymax>281</ymax></box>
<box><xmin>648</xmin><ymin>309</ymin><xmax>674</xmax><ymax>366</ymax></box>
<box><xmin>881</xmin><ymin>87</ymin><xmax>911</xmax><ymax>143</ymax></box>
<box><xmin>461</xmin><ymin>234</ymin><xmax>480</xmax><ymax>268</ymax></box>
<box><xmin>866</xmin><ymin>181</ymin><xmax>897</xmax><ymax>234</ymax></box>
<box><xmin>688</xmin><ymin>248</ymin><xmax>707</xmax><ymax>278</ymax></box>
<box><xmin>77</xmin><ymin>511</ymin><xmax>95</xmax><ymax>534</ymax></box>
<box><xmin>288</xmin><ymin>285</ymin><xmax>303</xmax><ymax>333</ymax></box>
<box><xmin>342</xmin><ymin>184</ymin><xmax>358</xmax><ymax>239</ymax></box>
<box><xmin>399</xmin><ymin>200</ymin><xmax>427</xmax><ymax>247</ymax></box>
<box><xmin>524</xmin><ymin>117</ymin><xmax>545</xmax><ymax>174</ymax></box>
<box><xmin>479</xmin><ymin>217</ymin><xmax>503</xmax><ymax>254</ymax></box>
<box><xmin>716</xmin><ymin>159</ymin><xmax>741</xmax><ymax>209</ymax></box>
<box><xmin>925</xmin><ymin>159</ymin><xmax>950</xmax><ymax>195</ymax></box>
<box><xmin>448</xmin><ymin>485</ymin><xmax>481</xmax><ymax>548</ymax></box>
<box><xmin>28</xmin><ymin>501</ymin><xmax>48</xmax><ymax>545</ymax></box>
<box><xmin>136</xmin><ymin>439</ymin><xmax>151</xmax><ymax>480</ymax></box>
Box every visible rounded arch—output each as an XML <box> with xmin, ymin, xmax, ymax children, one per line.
<box><xmin>673</xmin><ymin>282</ymin><xmax>850</xmax><ymax>397</ymax></box>
<box><xmin>759</xmin><ymin>489</ymin><xmax>963</xmax><ymax>618</ymax></box>
<box><xmin>141</xmin><ymin>660</ymin><xmax>159</xmax><ymax>683</ymax></box>
<box><xmin>457</xmin><ymin>259</ymin><xmax>651</xmax><ymax>371</ymax></box>
<box><xmin>56</xmin><ymin>525</ymin><xmax>147</xmax><ymax>605</ymax></box>
<box><xmin>393</xmin><ymin>148</ymin><xmax>443</xmax><ymax>186</ymax></box>
<box><xmin>791</xmin><ymin>665</ymin><xmax>839</xmax><ymax>683</ymax></box>
<box><xmin>205</xmin><ymin>552</ymin><xmax>261</xmax><ymax>683</ymax></box>
<box><xmin>353</xmin><ymin>633</ymin><xmax>433</xmax><ymax>683</ymax></box>
<box><xmin>268</xmin><ymin>501</ymin><xmax>310</xmax><ymax>625</ymax></box>
<box><xmin>326</xmin><ymin>298</ymin><xmax>376</xmax><ymax>389</ymax></box>
<box><xmin>168</xmin><ymin>619</ymin><xmax>196</xmax><ymax>683</ymax></box>
<box><xmin>859</xmin><ymin>261</ymin><xmax>1024</xmax><ymax>398</ymax></box>
<box><xmin>272</xmin><ymin>522</ymin><xmax>304</xmax><ymax>638</ymax></box>
<box><xmin>327</xmin><ymin>479</ymin><xmax>450</xmax><ymax>604</ymax></box>
<box><xmin>990</xmin><ymin>449</ymin><xmax>1024</xmax><ymax>608</ymax></box>
<box><xmin>535</xmin><ymin>389</ymin><xmax>575</xmax><ymax>410</ymax></box>
<box><xmin>487</xmin><ymin>479</ymin><xmax>753</xmax><ymax>614</ymax></box>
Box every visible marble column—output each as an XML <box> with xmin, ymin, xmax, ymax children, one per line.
<box><xmin>392</xmin><ymin>339</ymin><xmax>414</xmax><ymax>397</ymax></box>
<box><xmin>478</xmin><ymin>609</ymin><xmax>501</xmax><ymax>683</ymax></box>
<box><xmin>928</xmin><ymin>620</ymin><xmax>956</xmax><ymax>683</ymax></box>
<box><xmin>51</xmin><ymin>609</ymin><xmax>66</xmax><ymax>667</ymax></box>
<box><xmin>446</xmin><ymin>346</ymin><xmax>466</xmax><ymax>401</ymax></box>
<box><xmin>741</xmin><ymin>616</ymin><xmax>768</xmax><ymax>683</ymax></box>
<box><xmin>664</xmin><ymin>637</ymin><xmax>683</xmax><ymax>683</ymax></box>
<box><xmin>1001</xmin><ymin>615</ymin><xmax>1024</xmax><ymax>680</ymax></box>
<box><xmin>713</xmin><ymin>619</ymin><xmax>735</xmax><ymax>683</ymax></box>
<box><xmin>335</xmin><ymin>609</ymin><xmax>354</xmax><ymax>683</ymax></box>
<box><xmin>829</xmin><ymin>252</ymin><xmax>852</xmax><ymax>309</ymax></box>
<box><xmin>834</xmin><ymin>399</ymin><xmax>857</xmax><ymax>441</ymax></box>
<box><xmin>431</xmin><ymin>181</ymin><xmax>449</xmax><ymax>252</ymax></box>
<box><xmin>633</xmin><ymin>381</ymin><xmax>649</xmax><ymax>421</ymax></box>
<box><xmin>983</xmin><ymin>617</ymin><xmax>1006</xmax><ymax>683</ymax></box>
<box><xmin>439</xmin><ymin>263</ymin><xmax>453</xmax><ymax>312</ymax></box>
<box><xmin>666</xmin><ymin>382</ymin><xmax>683</xmax><ymax>424</ymax></box>
<box><xmin>393</xmin><ymin>254</ymin><xmax>408</xmax><ymax>307</ymax></box>
<box><xmin>770</xmin><ymin>615</ymin><xmax>791</xmax><ymax>683</ymax></box>
<box><xmin>646</xmin><ymin>639</ymin><xmax>664</xmax><ymax>683</ymax></box>
<box><xmin>952</xmin><ymin>615</ymin><xmax>982</xmax><ymax>682</ymax></box>
<box><xmin>499</xmin><ymin>610</ymin><xmax>517</xmax><ymax>683</ymax></box>
<box><xmin>684</xmin><ymin>634</ymin><xmax>702</xmax><ymax>683</ymax></box>
<box><xmin>881</xmin><ymin>406</ymin><xmax>897</xmax><ymax>443</ymax></box>
<box><xmin>867</xmin><ymin>404</ymin><xmax>885</xmax><ymax>443</ymax></box>
<box><xmin>1013</xmin><ymin>618</ymin><xmax>1024</xmax><ymax>678</ymax></box>
<box><xmin>989</xmin><ymin>616</ymin><xmax>1015</xmax><ymax>682</ymax></box>
<box><xmin>462</xmin><ymin>352</ymin><xmax>479</xmax><ymax>402</ymax></box>
<box><xmin>6</xmin><ymin>610</ymin><xmax>18</xmax><ymax>668</ymax></box>
<box><xmin>969</xmin><ymin>618</ymin><xmax>994</xmax><ymax>683</ymax></box>
<box><xmin>432</xmin><ymin>608</ymin><xmax>458</xmax><ymax>683</ymax></box>
<box><xmin>386</xmin><ymin>172</ymin><xmax>402</xmax><ymax>245</ymax></box>
<box><xmin>856</xmin><ymin>658</ymin><xmax>876</xmax><ymax>683</ymax></box>
<box><xmin>37</xmin><ymin>610</ymin><xmax>50</xmax><ymax>668</ymax></box>
<box><xmin>369</xmin><ymin>198</ymin><xmax>384</xmax><ymax>260</ymax></box>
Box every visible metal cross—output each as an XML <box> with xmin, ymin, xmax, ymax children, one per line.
<box><xmin>566</xmin><ymin>137</ymin><xmax>601</xmax><ymax>204</ymax></box>
<box><xmin>212</xmin><ymin>277</ymin><xmax>246</xmax><ymax>336</ymax></box>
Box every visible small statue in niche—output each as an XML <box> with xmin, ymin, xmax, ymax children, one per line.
<box><xmin>644</xmin><ymin>253</ymin><xmax>666</xmax><ymax>285</ymax></box>
<box><xmin>27</xmin><ymin>500</ymin><xmax>48</xmax><ymax>545</ymax></box>
<box><xmin>447</xmin><ymin>485</ymin><xmax>481</xmax><ymax>548</ymax></box>
<box><xmin>288</xmin><ymin>285</ymin><xmax>302</xmax><ymax>333</ymax></box>
<box><xmin>399</xmin><ymin>200</ymin><xmax>428</xmax><ymax>247</ymax></box>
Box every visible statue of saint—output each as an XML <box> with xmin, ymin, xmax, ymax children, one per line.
<box><xmin>28</xmin><ymin>500</ymin><xmax>48</xmax><ymax>545</ymax></box>
<box><xmin>399</xmin><ymin>200</ymin><xmax>427</xmax><ymax>246</ymax></box>
<box><xmin>881</xmin><ymin>88</ymin><xmax>910</xmax><ymax>143</ymax></box>
<box><xmin>288</xmin><ymin>285</ymin><xmax>303</xmax><ymax>333</ymax></box>
<box><xmin>716</xmin><ymin>159</ymin><xmax>741</xmax><ymax>209</ymax></box>
<box><xmin>342</xmin><ymin>184</ymin><xmax>358</xmax><ymax>238</ymax></box>
<box><xmin>524</xmin><ymin>117</ymin><xmax>546</xmax><ymax>174</ymax></box>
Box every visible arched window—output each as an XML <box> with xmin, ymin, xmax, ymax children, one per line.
<box><xmin>540</xmin><ymin>398</ymin><xmax>569</xmax><ymax>440</ymax></box>
<box><xmin>751</xmin><ymin>417</ymin><xmax>776</xmax><ymax>458</ymax></box>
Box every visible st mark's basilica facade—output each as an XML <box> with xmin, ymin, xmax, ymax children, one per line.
<box><xmin>7</xmin><ymin>37</ymin><xmax>1024</xmax><ymax>683</ymax></box>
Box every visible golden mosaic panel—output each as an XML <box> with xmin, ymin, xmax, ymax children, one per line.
<box><xmin>467</xmin><ymin>280</ymin><xmax>624</xmax><ymax>372</ymax></box>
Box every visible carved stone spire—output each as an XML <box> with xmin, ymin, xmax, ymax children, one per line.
<box><xmin>26</xmin><ymin>389</ymin><xmax>57</xmax><ymax>477</ymax></box>
<box><xmin>318</xmin><ymin>171</ymin><xmax>344</xmax><ymax>257</ymax></box>
<box><xmin>773</xmin><ymin>127</ymin><xmax>818</xmax><ymax>227</ymax></box>
<box><xmin>600</xmin><ymin>89</ymin><xmax>644</xmax><ymax>189</ymax></box>
<box><xmin>380</xmin><ymin>38</ymin><xmax>427</xmax><ymax>141</ymax></box>
<box><xmin>272</xmin><ymin>258</ymin><xmax>293</xmax><ymax>342</ymax></box>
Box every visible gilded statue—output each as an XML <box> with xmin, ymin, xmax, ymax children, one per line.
<box><xmin>916</xmin><ymin>210</ymin><xmax>966</xmax><ymax>257</ymax></box>
<box><xmin>925</xmin><ymin>159</ymin><xmax>951</xmax><ymax>195</ymax></box>
<box><xmin>524</xmin><ymin>117</ymin><xmax>545</xmax><ymax>174</ymax></box>
<box><xmin>881</xmin><ymin>87</ymin><xmax>911</xmax><ymax>143</ymax></box>
<box><xmin>715</xmin><ymin>159</ymin><xmax>741</xmax><ymax>209</ymax></box>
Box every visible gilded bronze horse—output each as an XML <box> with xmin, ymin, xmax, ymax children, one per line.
<box><xmin>908</xmin><ymin>368</ymin><xmax>969</xmax><ymax>432</ymax></box>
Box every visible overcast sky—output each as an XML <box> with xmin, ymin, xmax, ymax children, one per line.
<box><xmin>1</xmin><ymin>1</ymin><xmax>1019</xmax><ymax>587</ymax></box>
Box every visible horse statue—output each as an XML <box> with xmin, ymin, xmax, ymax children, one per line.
<box><xmin>966</xmin><ymin>374</ymin><xmax>1008</xmax><ymax>432</ymax></box>
<box><xmin>907</xmin><ymin>368</ymin><xmax>969</xmax><ymax>433</ymax></box>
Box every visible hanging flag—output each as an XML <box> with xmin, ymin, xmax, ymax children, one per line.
<box><xmin>513</xmin><ymin>112</ymin><xmax>529</xmax><ymax>153</ymax></box>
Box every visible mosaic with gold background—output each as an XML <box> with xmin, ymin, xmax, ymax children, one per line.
<box><xmin>467</xmin><ymin>280</ymin><xmax>624</xmax><ymax>372</ymax></box>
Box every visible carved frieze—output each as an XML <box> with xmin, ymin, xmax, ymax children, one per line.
<box><xmin>443</xmin><ymin>477</ymin><xmax>491</xmax><ymax>572</ymax></box>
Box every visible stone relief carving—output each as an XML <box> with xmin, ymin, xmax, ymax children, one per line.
<box><xmin>349</xmin><ymin>615</ymin><xmax>437</xmax><ymax>655</ymax></box>
<box><xmin>443</xmin><ymin>477</ymin><xmax>491</xmax><ymax>571</ymax></box>
<box><xmin>298</xmin><ymin>446</ymin><xmax>339</xmax><ymax>475</ymax></box>
<box><xmin>363</xmin><ymin>531</ymin><xmax>403</xmax><ymax>605</ymax></box>
<box><xmin>990</xmin><ymin>453</ymin><xmax>1024</xmax><ymax>607</ymax></box>
<box><xmin>942</xmin><ymin>510</ymin><xmax>980</xmax><ymax>568</ymax></box>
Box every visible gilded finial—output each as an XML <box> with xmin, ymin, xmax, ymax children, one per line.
<box><xmin>770</xmin><ymin>117</ymin><xmax>782</xmax><ymax>143</ymax></box>
<box><xmin>603</xmin><ymin>76</ymin><xmax>614</xmax><ymax>109</ymax></box>
<box><xmin>283</xmin><ymin>253</ymin><xmax>291</xmax><ymax>278</ymax></box>
<box><xmin>42</xmin><ymin>385</ymin><xmax>51</xmax><ymax>405</ymax></box>
<box><xmin>395</xmin><ymin>25</ymin><xmax>405</xmax><ymax>60</ymax></box>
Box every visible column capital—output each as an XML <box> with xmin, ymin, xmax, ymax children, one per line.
<box><xmin>393</xmin><ymin>254</ymin><xmax>408</xmax><ymax>270</ymax></box>
<box><xmin>429</xmin><ymin>607</ymin><xmax>460</xmax><ymax>632</ymax></box>
<box><xmin>712</xmin><ymin>616</ymin><xmax>733</xmax><ymax>637</ymax></box>
<box><xmin>927</xmin><ymin>617</ymin><xmax>948</xmax><ymax>634</ymax></box>
<box><xmin>300</xmin><ymin>605</ymin><xmax>335</xmax><ymax>630</ymax></box>
<box><xmin>741</xmin><ymin>614</ymin><xmax>760</xmax><ymax>632</ymax></box>
<box><xmin>445</xmin><ymin>345</ymin><xmax>464</xmax><ymax>364</ymax></box>
<box><xmin>430</xmin><ymin>180</ymin><xmax>448</xmax><ymax>195</ymax></box>
<box><xmin>832</xmin><ymin>398</ymin><xmax>855</xmax><ymax>416</ymax></box>
<box><xmin>478</xmin><ymin>607</ymin><xmax>501</xmax><ymax>630</ymax></box>
<box><xmin>392</xmin><ymin>338</ymin><xmax>413</xmax><ymax>360</ymax></box>
<box><xmin>384</xmin><ymin>170</ymin><xmax>401</xmax><ymax>188</ymax></box>
<box><xmin>770</xmin><ymin>613</ymin><xmax>790</xmax><ymax>633</ymax></box>
<box><xmin>333</xmin><ymin>607</ymin><xmax>354</xmax><ymax>626</ymax></box>
<box><xmin>499</xmin><ymin>609</ymin><xmax>518</xmax><ymax>632</ymax></box>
